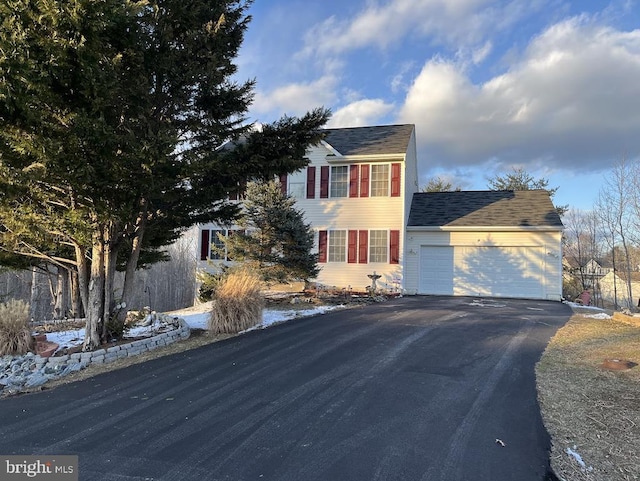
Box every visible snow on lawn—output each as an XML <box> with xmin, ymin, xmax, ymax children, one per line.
<box><xmin>45</xmin><ymin>302</ymin><xmax>344</xmax><ymax>352</ymax></box>
<box><xmin>168</xmin><ymin>303</ymin><xmax>343</xmax><ymax>331</ymax></box>
<box><xmin>565</xmin><ymin>301</ymin><xmax>607</xmax><ymax>311</ymax></box>
<box><xmin>582</xmin><ymin>312</ymin><xmax>612</xmax><ymax>320</ymax></box>
<box><xmin>564</xmin><ymin>301</ymin><xmax>613</xmax><ymax>319</ymax></box>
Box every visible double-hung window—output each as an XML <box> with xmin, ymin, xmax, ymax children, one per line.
<box><xmin>370</xmin><ymin>165</ymin><xmax>390</xmax><ymax>197</ymax></box>
<box><xmin>209</xmin><ymin>229</ymin><xmax>228</xmax><ymax>260</ymax></box>
<box><xmin>288</xmin><ymin>169</ymin><xmax>306</xmax><ymax>199</ymax></box>
<box><xmin>369</xmin><ymin>230</ymin><xmax>388</xmax><ymax>263</ymax></box>
<box><xmin>328</xmin><ymin>230</ymin><xmax>346</xmax><ymax>262</ymax></box>
<box><xmin>330</xmin><ymin>166</ymin><xmax>349</xmax><ymax>198</ymax></box>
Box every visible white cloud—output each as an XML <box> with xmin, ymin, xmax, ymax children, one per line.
<box><xmin>251</xmin><ymin>76</ymin><xmax>339</xmax><ymax>118</ymax></box>
<box><xmin>301</xmin><ymin>0</ymin><xmax>546</xmax><ymax>57</ymax></box>
<box><xmin>327</xmin><ymin>99</ymin><xmax>396</xmax><ymax>128</ymax></box>
<box><xmin>398</xmin><ymin>17</ymin><xmax>640</xmax><ymax>172</ymax></box>
<box><xmin>471</xmin><ymin>40</ymin><xmax>493</xmax><ymax>65</ymax></box>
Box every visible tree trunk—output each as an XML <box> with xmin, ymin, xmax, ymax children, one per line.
<box><xmin>69</xmin><ymin>268</ymin><xmax>83</xmax><ymax>319</ymax></box>
<box><xmin>102</xmin><ymin>225</ymin><xmax>118</xmax><ymax>340</ymax></box>
<box><xmin>83</xmin><ymin>231</ymin><xmax>106</xmax><ymax>351</ymax></box>
<box><xmin>75</xmin><ymin>244</ymin><xmax>90</xmax><ymax>317</ymax></box>
<box><xmin>29</xmin><ymin>266</ymin><xmax>39</xmax><ymax>321</ymax></box>
<box><xmin>119</xmin><ymin>202</ymin><xmax>148</xmax><ymax>320</ymax></box>
<box><xmin>53</xmin><ymin>266</ymin><xmax>70</xmax><ymax>319</ymax></box>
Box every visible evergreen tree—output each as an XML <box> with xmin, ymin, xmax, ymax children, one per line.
<box><xmin>223</xmin><ymin>180</ymin><xmax>319</xmax><ymax>283</ymax></box>
<box><xmin>487</xmin><ymin>167</ymin><xmax>568</xmax><ymax>216</ymax></box>
<box><xmin>0</xmin><ymin>0</ymin><xmax>329</xmax><ymax>349</ymax></box>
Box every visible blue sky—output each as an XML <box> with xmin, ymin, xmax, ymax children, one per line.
<box><xmin>235</xmin><ymin>0</ymin><xmax>640</xmax><ymax>211</ymax></box>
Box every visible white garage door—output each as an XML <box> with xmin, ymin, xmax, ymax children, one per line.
<box><xmin>419</xmin><ymin>245</ymin><xmax>546</xmax><ymax>299</ymax></box>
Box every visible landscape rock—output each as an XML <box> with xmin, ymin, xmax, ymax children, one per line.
<box><xmin>1</xmin><ymin>316</ymin><xmax>190</xmax><ymax>397</ymax></box>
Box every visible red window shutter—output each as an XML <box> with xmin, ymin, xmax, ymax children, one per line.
<box><xmin>318</xmin><ymin>231</ymin><xmax>327</xmax><ymax>263</ymax></box>
<box><xmin>320</xmin><ymin>166</ymin><xmax>329</xmax><ymax>198</ymax></box>
<box><xmin>390</xmin><ymin>230</ymin><xmax>400</xmax><ymax>264</ymax></box>
<box><xmin>358</xmin><ymin>230</ymin><xmax>368</xmax><ymax>264</ymax></box>
<box><xmin>391</xmin><ymin>163</ymin><xmax>401</xmax><ymax>197</ymax></box>
<box><xmin>360</xmin><ymin>164</ymin><xmax>369</xmax><ymax>197</ymax></box>
<box><xmin>349</xmin><ymin>165</ymin><xmax>359</xmax><ymax>198</ymax></box>
<box><xmin>200</xmin><ymin>230</ymin><xmax>210</xmax><ymax>261</ymax></box>
<box><xmin>306</xmin><ymin>166</ymin><xmax>316</xmax><ymax>199</ymax></box>
<box><xmin>348</xmin><ymin>230</ymin><xmax>357</xmax><ymax>263</ymax></box>
<box><xmin>279</xmin><ymin>174</ymin><xmax>288</xmax><ymax>194</ymax></box>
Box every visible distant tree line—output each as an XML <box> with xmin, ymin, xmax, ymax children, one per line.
<box><xmin>563</xmin><ymin>158</ymin><xmax>640</xmax><ymax>310</ymax></box>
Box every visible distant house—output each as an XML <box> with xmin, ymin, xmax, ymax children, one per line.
<box><xmin>403</xmin><ymin>190</ymin><xmax>564</xmax><ymax>301</ymax></box>
<box><xmin>584</xmin><ymin>259</ymin><xmax>612</xmax><ymax>278</ymax></box>
<box><xmin>197</xmin><ymin>126</ymin><xmax>565</xmax><ymax>301</ymax></box>
<box><xmin>599</xmin><ymin>271</ymin><xmax>640</xmax><ymax>309</ymax></box>
<box><xmin>563</xmin><ymin>257</ymin><xmax>612</xmax><ymax>291</ymax></box>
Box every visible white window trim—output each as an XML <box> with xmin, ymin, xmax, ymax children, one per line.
<box><xmin>330</xmin><ymin>165</ymin><xmax>349</xmax><ymax>198</ymax></box>
<box><xmin>369</xmin><ymin>229</ymin><xmax>389</xmax><ymax>263</ymax></box>
<box><xmin>370</xmin><ymin>164</ymin><xmax>391</xmax><ymax>197</ymax></box>
<box><xmin>328</xmin><ymin>230</ymin><xmax>347</xmax><ymax>262</ymax></box>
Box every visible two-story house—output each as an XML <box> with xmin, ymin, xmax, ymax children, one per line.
<box><xmin>197</xmin><ymin>124</ymin><xmax>564</xmax><ymax>301</ymax></box>
<box><xmin>197</xmin><ymin>124</ymin><xmax>419</xmax><ymax>293</ymax></box>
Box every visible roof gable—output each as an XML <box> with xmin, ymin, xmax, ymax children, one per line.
<box><xmin>323</xmin><ymin>124</ymin><xmax>414</xmax><ymax>156</ymax></box>
<box><xmin>408</xmin><ymin>190</ymin><xmax>564</xmax><ymax>228</ymax></box>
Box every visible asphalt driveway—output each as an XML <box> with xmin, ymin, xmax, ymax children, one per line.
<box><xmin>0</xmin><ymin>296</ymin><xmax>571</xmax><ymax>481</ymax></box>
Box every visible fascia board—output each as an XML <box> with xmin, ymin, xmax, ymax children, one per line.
<box><xmin>406</xmin><ymin>225</ymin><xmax>564</xmax><ymax>232</ymax></box>
<box><xmin>325</xmin><ymin>153</ymin><xmax>406</xmax><ymax>162</ymax></box>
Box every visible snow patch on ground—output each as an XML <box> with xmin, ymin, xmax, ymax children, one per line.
<box><xmin>566</xmin><ymin>446</ymin><xmax>593</xmax><ymax>472</ymax></box>
<box><xmin>469</xmin><ymin>299</ymin><xmax>506</xmax><ymax>308</ymax></box>
<box><xmin>43</xmin><ymin>303</ymin><xmax>343</xmax><ymax>351</ymax></box>
<box><xmin>564</xmin><ymin>301</ymin><xmax>604</xmax><ymax>311</ymax></box>
<box><xmin>582</xmin><ymin>312</ymin><xmax>612</xmax><ymax>320</ymax></box>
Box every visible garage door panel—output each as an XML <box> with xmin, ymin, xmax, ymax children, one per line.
<box><xmin>420</xmin><ymin>246</ymin><xmax>545</xmax><ymax>299</ymax></box>
<box><xmin>419</xmin><ymin>246</ymin><xmax>454</xmax><ymax>295</ymax></box>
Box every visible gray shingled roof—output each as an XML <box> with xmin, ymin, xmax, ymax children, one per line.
<box><xmin>323</xmin><ymin>124</ymin><xmax>414</xmax><ymax>156</ymax></box>
<box><xmin>408</xmin><ymin>190</ymin><xmax>564</xmax><ymax>228</ymax></box>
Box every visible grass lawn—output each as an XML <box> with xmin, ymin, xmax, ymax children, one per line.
<box><xmin>537</xmin><ymin>310</ymin><xmax>640</xmax><ymax>481</ymax></box>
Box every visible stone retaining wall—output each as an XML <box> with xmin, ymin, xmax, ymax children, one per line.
<box><xmin>1</xmin><ymin>316</ymin><xmax>190</xmax><ymax>396</ymax></box>
<box><xmin>48</xmin><ymin>317</ymin><xmax>190</xmax><ymax>366</ymax></box>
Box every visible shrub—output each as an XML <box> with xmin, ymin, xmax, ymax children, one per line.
<box><xmin>105</xmin><ymin>316</ymin><xmax>128</xmax><ymax>342</ymax></box>
<box><xmin>208</xmin><ymin>269</ymin><xmax>264</xmax><ymax>334</ymax></box>
<box><xmin>0</xmin><ymin>299</ymin><xmax>34</xmax><ymax>355</ymax></box>
<box><xmin>197</xmin><ymin>269</ymin><xmax>227</xmax><ymax>302</ymax></box>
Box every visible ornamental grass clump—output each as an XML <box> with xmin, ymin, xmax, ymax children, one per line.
<box><xmin>208</xmin><ymin>269</ymin><xmax>264</xmax><ymax>334</ymax></box>
<box><xmin>0</xmin><ymin>300</ymin><xmax>34</xmax><ymax>356</ymax></box>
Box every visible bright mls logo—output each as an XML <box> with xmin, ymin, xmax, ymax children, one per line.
<box><xmin>1</xmin><ymin>456</ymin><xmax>78</xmax><ymax>480</ymax></box>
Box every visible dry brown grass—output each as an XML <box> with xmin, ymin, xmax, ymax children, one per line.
<box><xmin>208</xmin><ymin>269</ymin><xmax>265</xmax><ymax>334</ymax></box>
<box><xmin>537</xmin><ymin>311</ymin><xmax>640</xmax><ymax>481</ymax></box>
<box><xmin>0</xmin><ymin>300</ymin><xmax>34</xmax><ymax>356</ymax></box>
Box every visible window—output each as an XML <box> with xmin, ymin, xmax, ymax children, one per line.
<box><xmin>209</xmin><ymin>229</ymin><xmax>228</xmax><ymax>260</ymax></box>
<box><xmin>328</xmin><ymin>230</ymin><xmax>346</xmax><ymax>262</ymax></box>
<box><xmin>330</xmin><ymin>166</ymin><xmax>348</xmax><ymax>198</ymax></box>
<box><xmin>370</xmin><ymin>165</ymin><xmax>389</xmax><ymax>197</ymax></box>
<box><xmin>369</xmin><ymin>230</ymin><xmax>388</xmax><ymax>263</ymax></box>
<box><xmin>318</xmin><ymin>229</ymin><xmax>399</xmax><ymax>264</ymax></box>
<box><xmin>288</xmin><ymin>169</ymin><xmax>306</xmax><ymax>199</ymax></box>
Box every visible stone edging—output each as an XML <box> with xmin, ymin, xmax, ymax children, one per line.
<box><xmin>0</xmin><ymin>315</ymin><xmax>190</xmax><ymax>396</ymax></box>
<box><xmin>46</xmin><ymin>316</ymin><xmax>191</xmax><ymax>366</ymax></box>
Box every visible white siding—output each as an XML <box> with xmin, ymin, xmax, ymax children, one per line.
<box><xmin>197</xmin><ymin>130</ymin><xmax>416</xmax><ymax>293</ymax></box>
<box><xmin>300</xmin><ymin>141</ymin><xmax>409</xmax><ymax>291</ymax></box>
<box><xmin>404</xmin><ymin>230</ymin><xmax>563</xmax><ymax>300</ymax></box>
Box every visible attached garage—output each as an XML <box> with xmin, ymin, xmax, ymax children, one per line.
<box><xmin>404</xmin><ymin>191</ymin><xmax>563</xmax><ymax>301</ymax></box>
